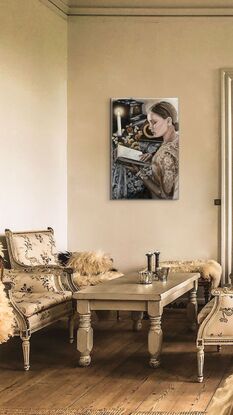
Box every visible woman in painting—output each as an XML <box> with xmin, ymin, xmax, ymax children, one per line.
<box><xmin>134</xmin><ymin>101</ymin><xmax>179</xmax><ymax>200</ymax></box>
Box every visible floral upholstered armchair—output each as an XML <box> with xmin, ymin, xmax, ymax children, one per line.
<box><xmin>197</xmin><ymin>284</ymin><xmax>233</xmax><ymax>383</ymax></box>
<box><xmin>3</xmin><ymin>228</ymin><xmax>77</xmax><ymax>370</ymax></box>
<box><xmin>1</xmin><ymin>268</ymin><xmax>74</xmax><ymax>370</ymax></box>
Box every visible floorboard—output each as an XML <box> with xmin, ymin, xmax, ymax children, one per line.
<box><xmin>0</xmin><ymin>309</ymin><xmax>232</xmax><ymax>412</ymax></box>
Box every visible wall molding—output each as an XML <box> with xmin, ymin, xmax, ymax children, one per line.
<box><xmin>221</xmin><ymin>69</ymin><xmax>233</xmax><ymax>285</ymax></box>
<box><xmin>41</xmin><ymin>1</ymin><xmax>233</xmax><ymax>17</ymax></box>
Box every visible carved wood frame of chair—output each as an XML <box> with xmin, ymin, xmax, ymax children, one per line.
<box><xmin>197</xmin><ymin>286</ymin><xmax>233</xmax><ymax>382</ymax></box>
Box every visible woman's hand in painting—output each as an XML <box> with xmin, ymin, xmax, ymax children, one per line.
<box><xmin>125</xmin><ymin>164</ymin><xmax>140</xmax><ymax>174</ymax></box>
<box><xmin>140</xmin><ymin>153</ymin><xmax>153</xmax><ymax>162</ymax></box>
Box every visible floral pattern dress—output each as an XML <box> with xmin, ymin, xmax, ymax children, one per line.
<box><xmin>151</xmin><ymin>136</ymin><xmax>179</xmax><ymax>199</ymax></box>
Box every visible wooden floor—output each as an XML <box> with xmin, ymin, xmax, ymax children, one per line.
<box><xmin>0</xmin><ymin>309</ymin><xmax>232</xmax><ymax>413</ymax></box>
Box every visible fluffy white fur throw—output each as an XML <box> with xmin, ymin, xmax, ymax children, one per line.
<box><xmin>67</xmin><ymin>251</ymin><xmax>123</xmax><ymax>289</ymax></box>
<box><xmin>207</xmin><ymin>373</ymin><xmax>233</xmax><ymax>415</ymax></box>
<box><xmin>201</xmin><ymin>260</ymin><xmax>222</xmax><ymax>288</ymax></box>
<box><xmin>67</xmin><ymin>251</ymin><xmax>114</xmax><ymax>276</ymax></box>
<box><xmin>73</xmin><ymin>270</ymin><xmax>124</xmax><ymax>290</ymax></box>
<box><xmin>0</xmin><ymin>280</ymin><xmax>14</xmax><ymax>344</ymax></box>
<box><xmin>161</xmin><ymin>259</ymin><xmax>222</xmax><ymax>288</ymax></box>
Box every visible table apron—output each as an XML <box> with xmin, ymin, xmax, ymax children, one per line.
<box><xmin>161</xmin><ymin>281</ymin><xmax>196</xmax><ymax>307</ymax></box>
<box><xmin>89</xmin><ymin>300</ymin><xmax>147</xmax><ymax>311</ymax></box>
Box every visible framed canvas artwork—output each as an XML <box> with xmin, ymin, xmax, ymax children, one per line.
<box><xmin>111</xmin><ymin>98</ymin><xmax>179</xmax><ymax>200</ymax></box>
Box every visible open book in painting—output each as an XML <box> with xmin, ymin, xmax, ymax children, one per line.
<box><xmin>116</xmin><ymin>144</ymin><xmax>149</xmax><ymax>166</ymax></box>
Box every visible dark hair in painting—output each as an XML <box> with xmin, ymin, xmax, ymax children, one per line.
<box><xmin>149</xmin><ymin>101</ymin><xmax>179</xmax><ymax>131</ymax></box>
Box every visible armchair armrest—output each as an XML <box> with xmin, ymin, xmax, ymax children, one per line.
<box><xmin>6</xmin><ymin>266</ymin><xmax>77</xmax><ymax>292</ymax></box>
<box><xmin>3</xmin><ymin>269</ymin><xmax>59</xmax><ymax>294</ymax></box>
<box><xmin>60</xmin><ymin>268</ymin><xmax>77</xmax><ymax>292</ymax></box>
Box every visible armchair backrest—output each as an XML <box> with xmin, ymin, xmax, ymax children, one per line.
<box><xmin>5</xmin><ymin>228</ymin><xmax>59</xmax><ymax>269</ymax></box>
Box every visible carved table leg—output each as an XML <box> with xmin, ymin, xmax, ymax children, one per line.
<box><xmin>197</xmin><ymin>344</ymin><xmax>204</xmax><ymax>383</ymax></box>
<box><xmin>148</xmin><ymin>314</ymin><xmax>163</xmax><ymax>368</ymax></box>
<box><xmin>69</xmin><ymin>315</ymin><xmax>75</xmax><ymax>344</ymax></box>
<box><xmin>187</xmin><ymin>280</ymin><xmax>198</xmax><ymax>331</ymax></box>
<box><xmin>77</xmin><ymin>313</ymin><xmax>93</xmax><ymax>367</ymax></box>
<box><xmin>131</xmin><ymin>311</ymin><xmax>143</xmax><ymax>331</ymax></box>
<box><xmin>20</xmin><ymin>334</ymin><xmax>31</xmax><ymax>371</ymax></box>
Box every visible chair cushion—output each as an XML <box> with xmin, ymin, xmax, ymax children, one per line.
<box><xmin>3</xmin><ymin>269</ymin><xmax>58</xmax><ymax>293</ymax></box>
<box><xmin>198</xmin><ymin>298</ymin><xmax>214</xmax><ymax>324</ymax></box>
<box><xmin>11</xmin><ymin>232</ymin><xmax>59</xmax><ymax>266</ymax></box>
<box><xmin>13</xmin><ymin>291</ymin><xmax>72</xmax><ymax>317</ymax></box>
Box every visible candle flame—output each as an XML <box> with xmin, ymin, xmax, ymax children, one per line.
<box><xmin>114</xmin><ymin>107</ymin><xmax>124</xmax><ymax>116</ymax></box>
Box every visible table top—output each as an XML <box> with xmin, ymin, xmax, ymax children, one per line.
<box><xmin>73</xmin><ymin>272</ymin><xmax>200</xmax><ymax>302</ymax></box>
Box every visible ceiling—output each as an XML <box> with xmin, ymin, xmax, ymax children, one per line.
<box><xmin>42</xmin><ymin>0</ymin><xmax>233</xmax><ymax>16</ymax></box>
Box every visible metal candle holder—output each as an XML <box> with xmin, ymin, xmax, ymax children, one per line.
<box><xmin>154</xmin><ymin>250</ymin><xmax>160</xmax><ymax>273</ymax></box>
<box><xmin>154</xmin><ymin>250</ymin><xmax>160</xmax><ymax>268</ymax></box>
<box><xmin>145</xmin><ymin>252</ymin><xmax>153</xmax><ymax>272</ymax></box>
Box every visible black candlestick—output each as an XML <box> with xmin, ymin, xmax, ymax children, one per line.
<box><xmin>146</xmin><ymin>252</ymin><xmax>153</xmax><ymax>272</ymax></box>
<box><xmin>154</xmin><ymin>250</ymin><xmax>160</xmax><ymax>270</ymax></box>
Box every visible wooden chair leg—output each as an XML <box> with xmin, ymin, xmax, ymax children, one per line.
<box><xmin>69</xmin><ymin>315</ymin><xmax>75</xmax><ymax>344</ymax></box>
<box><xmin>197</xmin><ymin>344</ymin><xmax>204</xmax><ymax>383</ymax></box>
<box><xmin>20</xmin><ymin>335</ymin><xmax>30</xmax><ymax>371</ymax></box>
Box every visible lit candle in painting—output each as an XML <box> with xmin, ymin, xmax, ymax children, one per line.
<box><xmin>117</xmin><ymin>111</ymin><xmax>122</xmax><ymax>137</ymax></box>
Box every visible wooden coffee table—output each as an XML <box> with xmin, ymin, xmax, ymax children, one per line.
<box><xmin>73</xmin><ymin>272</ymin><xmax>199</xmax><ymax>368</ymax></box>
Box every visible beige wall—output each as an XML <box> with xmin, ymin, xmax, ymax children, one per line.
<box><xmin>68</xmin><ymin>15</ymin><xmax>233</xmax><ymax>272</ymax></box>
<box><xmin>0</xmin><ymin>0</ymin><xmax>67</xmax><ymax>249</ymax></box>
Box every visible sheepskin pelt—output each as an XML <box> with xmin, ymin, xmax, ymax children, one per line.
<box><xmin>207</xmin><ymin>373</ymin><xmax>233</xmax><ymax>415</ymax></box>
<box><xmin>0</xmin><ymin>280</ymin><xmax>14</xmax><ymax>344</ymax></box>
<box><xmin>73</xmin><ymin>270</ymin><xmax>124</xmax><ymax>290</ymax></box>
<box><xmin>161</xmin><ymin>259</ymin><xmax>222</xmax><ymax>288</ymax></box>
<box><xmin>67</xmin><ymin>251</ymin><xmax>114</xmax><ymax>276</ymax></box>
<box><xmin>201</xmin><ymin>260</ymin><xmax>222</xmax><ymax>288</ymax></box>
